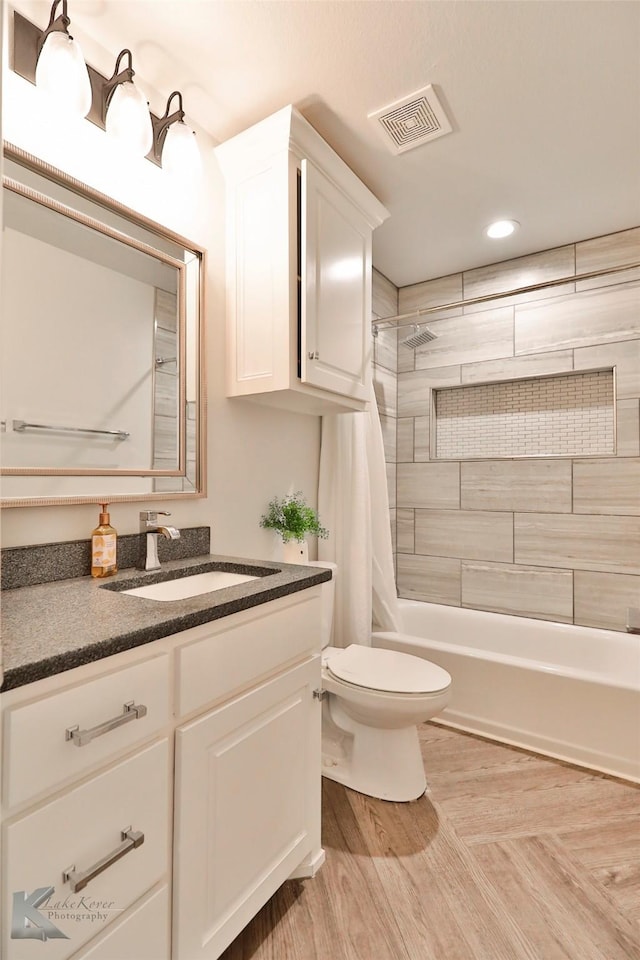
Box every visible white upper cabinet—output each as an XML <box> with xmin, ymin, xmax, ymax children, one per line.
<box><xmin>301</xmin><ymin>159</ymin><xmax>373</xmax><ymax>401</ymax></box>
<box><xmin>216</xmin><ymin>106</ymin><xmax>389</xmax><ymax>415</ymax></box>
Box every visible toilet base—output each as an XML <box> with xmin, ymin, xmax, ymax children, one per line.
<box><xmin>322</xmin><ymin>706</ymin><xmax>428</xmax><ymax>802</ymax></box>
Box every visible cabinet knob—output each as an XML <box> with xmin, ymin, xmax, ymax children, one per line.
<box><xmin>307</xmin><ymin>351</ymin><xmax>320</xmax><ymax>360</ymax></box>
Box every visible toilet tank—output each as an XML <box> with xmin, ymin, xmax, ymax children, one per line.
<box><xmin>308</xmin><ymin>561</ymin><xmax>337</xmax><ymax>649</ymax></box>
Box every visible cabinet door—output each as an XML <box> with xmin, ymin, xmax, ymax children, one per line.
<box><xmin>173</xmin><ymin>657</ymin><xmax>321</xmax><ymax>960</ymax></box>
<box><xmin>301</xmin><ymin>159</ymin><xmax>372</xmax><ymax>402</ymax></box>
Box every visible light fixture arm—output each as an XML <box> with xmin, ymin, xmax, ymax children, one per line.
<box><xmin>37</xmin><ymin>0</ymin><xmax>71</xmax><ymax>55</ymax></box>
<box><xmin>100</xmin><ymin>49</ymin><xmax>137</xmax><ymax>123</ymax></box>
<box><xmin>150</xmin><ymin>90</ymin><xmax>185</xmax><ymax>163</ymax></box>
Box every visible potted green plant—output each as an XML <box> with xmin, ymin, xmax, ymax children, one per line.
<box><xmin>260</xmin><ymin>491</ymin><xmax>329</xmax><ymax>563</ymax></box>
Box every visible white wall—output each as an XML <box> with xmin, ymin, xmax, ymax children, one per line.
<box><xmin>0</xmin><ymin>2</ymin><xmax>321</xmax><ymax>559</ymax></box>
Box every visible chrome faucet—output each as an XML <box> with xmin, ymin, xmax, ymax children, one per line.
<box><xmin>139</xmin><ymin>511</ymin><xmax>181</xmax><ymax>571</ymax></box>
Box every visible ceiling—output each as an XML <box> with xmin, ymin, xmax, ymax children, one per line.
<box><xmin>15</xmin><ymin>1</ymin><xmax>640</xmax><ymax>288</ymax></box>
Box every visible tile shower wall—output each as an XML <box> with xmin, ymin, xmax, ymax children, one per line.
<box><xmin>391</xmin><ymin>226</ymin><xmax>640</xmax><ymax>632</ymax></box>
<box><xmin>152</xmin><ymin>290</ymin><xmax>197</xmax><ymax>493</ymax></box>
<box><xmin>372</xmin><ymin>269</ymin><xmax>399</xmax><ymax>556</ymax></box>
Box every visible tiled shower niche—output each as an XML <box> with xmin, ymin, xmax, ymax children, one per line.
<box><xmin>434</xmin><ymin>369</ymin><xmax>615</xmax><ymax>459</ymax></box>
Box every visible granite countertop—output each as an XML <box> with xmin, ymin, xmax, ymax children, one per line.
<box><xmin>1</xmin><ymin>554</ymin><xmax>331</xmax><ymax>692</ymax></box>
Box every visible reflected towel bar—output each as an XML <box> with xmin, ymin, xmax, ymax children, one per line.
<box><xmin>12</xmin><ymin>420</ymin><xmax>130</xmax><ymax>440</ymax></box>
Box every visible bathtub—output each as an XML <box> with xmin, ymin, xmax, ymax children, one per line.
<box><xmin>372</xmin><ymin>600</ymin><xmax>640</xmax><ymax>783</ymax></box>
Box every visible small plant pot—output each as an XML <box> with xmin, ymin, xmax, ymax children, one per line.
<box><xmin>281</xmin><ymin>540</ymin><xmax>309</xmax><ymax>564</ymax></box>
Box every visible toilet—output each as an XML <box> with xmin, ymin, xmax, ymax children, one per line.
<box><xmin>314</xmin><ymin>562</ymin><xmax>452</xmax><ymax>802</ymax></box>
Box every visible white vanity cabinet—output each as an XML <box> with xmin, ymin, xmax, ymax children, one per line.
<box><xmin>173</xmin><ymin>657</ymin><xmax>320</xmax><ymax>959</ymax></box>
<box><xmin>172</xmin><ymin>589</ymin><xmax>323</xmax><ymax>959</ymax></box>
<box><xmin>1</xmin><ymin>586</ymin><xmax>323</xmax><ymax>960</ymax></box>
<box><xmin>216</xmin><ymin>105</ymin><xmax>389</xmax><ymax>415</ymax></box>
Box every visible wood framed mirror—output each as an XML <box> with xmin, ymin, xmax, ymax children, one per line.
<box><xmin>1</xmin><ymin>143</ymin><xmax>206</xmax><ymax>507</ymax></box>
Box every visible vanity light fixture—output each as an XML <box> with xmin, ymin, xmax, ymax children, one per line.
<box><xmin>102</xmin><ymin>49</ymin><xmax>153</xmax><ymax>158</ymax></box>
<box><xmin>485</xmin><ymin>219</ymin><xmax>520</xmax><ymax>239</ymax></box>
<box><xmin>31</xmin><ymin>0</ymin><xmax>92</xmax><ymax>118</ymax></box>
<box><xmin>12</xmin><ymin>8</ymin><xmax>200</xmax><ymax>172</ymax></box>
<box><xmin>150</xmin><ymin>91</ymin><xmax>200</xmax><ymax>173</ymax></box>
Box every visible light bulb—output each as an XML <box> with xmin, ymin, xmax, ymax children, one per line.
<box><xmin>105</xmin><ymin>81</ymin><xmax>153</xmax><ymax>157</ymax></box>
<box><xmin>35</xmin><ymin>31</ymin><xmax>92</xmax><ymax>119</ymax></box>
<box><xmin>161</xmin><ymin>120</ymin><xmax>201</xmax><ymax>175</ymax></box>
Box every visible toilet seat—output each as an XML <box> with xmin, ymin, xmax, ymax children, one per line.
<box><xmin>325</xmin><ymin>644</ymin><xmax>451</xmax><ymax>695</ymax></box>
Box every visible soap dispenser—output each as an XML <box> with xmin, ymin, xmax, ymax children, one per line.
<box><xmin>91</xmin><ymin>503</ymin><xmax>118</xmax><ymax>578</ymax></box>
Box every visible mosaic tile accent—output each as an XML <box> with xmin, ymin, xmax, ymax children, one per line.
<box><xmin>435</xmin><ymin>370</ymin><xmax>614</xmax><ymax>459</ymax></box>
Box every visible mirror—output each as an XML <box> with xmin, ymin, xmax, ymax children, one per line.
<box><xmin>0</xmin><ymin>143</ymin><xmax>205</xmax><ymax>507</ymax></box>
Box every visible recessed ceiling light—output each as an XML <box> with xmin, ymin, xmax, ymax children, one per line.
<box><xmin>485</xmin><ymin>219</ymin><xmax>520</xmax><ymax>239</ymax></box>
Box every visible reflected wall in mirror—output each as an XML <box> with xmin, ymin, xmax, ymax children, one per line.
<box><xmin>0</xmin><ymin>144</ymin><xmax>206</xmax><ymax>507</ymax></box>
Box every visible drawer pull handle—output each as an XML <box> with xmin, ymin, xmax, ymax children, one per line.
<box><xmin>63</xmin><ymin>826</ymin><xmax>144</xmax><ymax>893</ymax></box>
<box><xmin>65</xmin><ymin>701</ymin><xmax>148</xmax><ymax>747</ymax></box>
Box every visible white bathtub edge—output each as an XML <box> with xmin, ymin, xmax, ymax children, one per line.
<box><xmin>433</xmin><ymin>711</ymin><xmax>640</xmax><ymax>785</ymax></box>
<box><xmin>373</xmin><ymin>610</ymin><xmax>640</xmax><ymax>786</ymax></box>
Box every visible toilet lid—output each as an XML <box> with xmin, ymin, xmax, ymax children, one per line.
<box><xmin>326</xmin><ymin>645</ymin><xmax>451</xmax><ymax>694</ymax></box>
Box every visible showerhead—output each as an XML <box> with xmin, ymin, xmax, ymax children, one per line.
<box><xmin>400</xmin><ymin>324</ymin><xmax>437</xmax><ymax>348</ymax></box>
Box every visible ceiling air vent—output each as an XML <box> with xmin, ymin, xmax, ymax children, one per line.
<box><xmin>368</xmin><ymin>85</ymin><xmax>452</xmax><ymax>155</ymax></box>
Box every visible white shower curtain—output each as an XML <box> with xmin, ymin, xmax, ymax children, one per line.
<box><xmin>318</xmin><ymin>380</ymin><xmax>401</xmax><ymax>647</ymax></box>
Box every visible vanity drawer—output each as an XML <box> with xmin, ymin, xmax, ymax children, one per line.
<box><xmin>2</xmin><ymin>739</ymin><xmax>170</xmax><ymax>960</ymax></box>
<box><xmin>69</xmin><ymin>885</ymin><xmax>170</xmax><ymax>960</ymax></box>
<box><xmin>4</xmin><ymin>653</ymin><xmax>170</xmax><ymax>809</ymax></box>
<box><xmin>177</xmin><ymin>589</ymin><xmax>321</xmax><ymax>716</ymax></box>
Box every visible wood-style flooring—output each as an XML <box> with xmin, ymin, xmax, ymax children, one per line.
<box><xmin>221</xmin><ymin>723</ymin><xmax>640</xmax><ymax>960</ymax></box>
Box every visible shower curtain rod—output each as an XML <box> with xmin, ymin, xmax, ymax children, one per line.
<box><xmin>371</xmin><ymin>261</ymin><xmax>640</xmax><ymax>332</ymax></box>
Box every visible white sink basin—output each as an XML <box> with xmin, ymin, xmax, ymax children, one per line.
<box><xmin>122</xmin><ymin>571</ymin><xmax>259</xmax><ymax>602</ymax></box>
